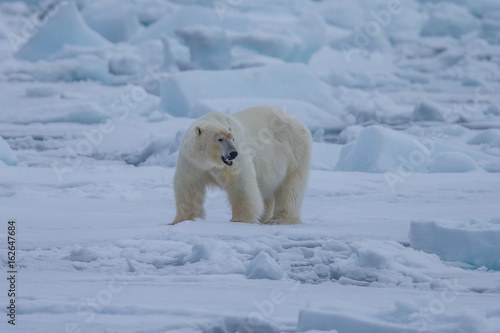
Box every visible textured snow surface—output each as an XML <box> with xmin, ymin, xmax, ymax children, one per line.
<box><xmin>1</xmin><ymin>0</ymin><xmax>500</xmax><ymax>332</ymax></box>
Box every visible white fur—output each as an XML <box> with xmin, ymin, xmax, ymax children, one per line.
<box><xmin>171</xmin><ymin>106</ymin><xmax>312</xmax><ymax>225</ymax></box>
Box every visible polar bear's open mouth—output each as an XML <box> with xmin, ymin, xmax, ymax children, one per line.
<box><xmin>222</xmin><ymin>156</ymin><xmax>234</xmax><ymax>166</ymax></box>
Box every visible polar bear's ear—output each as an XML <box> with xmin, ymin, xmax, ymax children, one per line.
<box><xmin>196</xmin><ymin>126</ymin><xmax>202</xmax><ymax>135</ymax></box>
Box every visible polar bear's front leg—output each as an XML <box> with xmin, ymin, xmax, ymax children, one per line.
<box><xmin>171</xmin><ymin>160</ymin><xmax>207</xmax><ymax>225</ymax></box>
<box><xmin>224</xmin><ymin>166</ymin><xmax>264</xmax><ymax>224</ymax></box>
<box><xmin>171</xmin><ymin>183</ymin><xmax>206</xmax><ymax>225</ymax></box>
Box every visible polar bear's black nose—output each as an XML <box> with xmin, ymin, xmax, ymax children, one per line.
<box><xmin>229</xmin><ymin>151</ymin><xmax>238</xmax><ymax>159</ymax></box>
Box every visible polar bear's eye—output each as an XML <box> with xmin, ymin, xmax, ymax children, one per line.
<box><xmin>218</xmin><ymin>138</ymin><xmax>224</xmax><ymax>142</ymax></box>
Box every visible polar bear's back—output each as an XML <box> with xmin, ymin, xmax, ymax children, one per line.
<box><xmin>232</xmin><ymin>106</ymin><xmax>311</xmax><ymax>151</ymax></box>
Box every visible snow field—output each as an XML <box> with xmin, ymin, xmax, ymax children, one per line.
<box><xmin>1</xmin><ymin>163</ymin><xmax>499</xmax><ymax>332</ymax></box>
<box><xmin>1</xmin><ymin>0</ymin><xmax>500</xmax><ymax>332</ymax></box>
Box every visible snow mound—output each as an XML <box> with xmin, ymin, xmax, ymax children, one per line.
<box><xmin>409</xmin><ymin>219</ymin><xmax>500</xmax><ymax>270</ymax></box>
<box><xmin>16</xmin><ymin>1</ymin><xmax>109</xmax><ymax>61</ymax></box>
<box><xmin>159</xmin><ymin>63</ymin><xmax>340</xmax><ymax>117</ymax></box>
<box><xmin>412</xmin><ymin>100</ymin><xmax>446</xmax><ymax>122</ymax></box>
<box><xmin>121</xmin><ymin>132</ymin><xmax>183</xmax><ymax>167</ymax></box>
<box><xmin>337</xmin><ymin>125</ymin><xmax>363</xmax><ymax>144</ymax></box>
<box><xmin>320</xmin><ymin>0</ymin><xmax>365</xmax><ymax>29</ymax></box>
<box><xmin>0</xmin><ymin>136</ymin><xmax>18</xmax><ymax>166</ymax></box>
<box><xmin>420</xmin><ymin>2</ymin><xmax>480</xmax><ymax>39</ymax></box>
<box><xmin>81</xmin><ymin>0</ymin><xmax>140</xmax><ymax>43</ymax></box>
<box><xmin>428</xmin><ymin>152</ymin><xmax>478</xmax><ymax>173</ymax></box>
<box><xmin>67</xmin><ymin>247</ymin><xmax>100</xmax><ymax>263</ymax></box>
<box><xmin>481</xmin><ymin>13</ymin><xmax>500</xmax><ymax>44</ymax></box>
<box><xmin>108</xmin><ymin>54</ymin><xmax>143</xmax><ymax>75</ymax></box>
<box><xmin>183</xmin><ymin>239</ymin><xmax>246</xmax><ymax>275</ymax></box>
<box><xmin>468</xmin><ymin>129</ymin><xmax>500</xmax><ymax>149</ymax></box>
<box><xmin>130</xmin><ymin>5</ymin><xmax>220</xmax><ymax>43</ymax></box>
<box><xmin>176</xmin><ymin>25</ymin><xmax>232</xmax><ymax>70</ymax></box>
<box><xmin>334</xmin><ymin>126</ymin><xmax>499</xmax><ymax>173</ymax></box>
<box><xmin>246</xmin><ymin>251</ymin><xmax>284</xmax><ymax>280</ymax></box>
<box><xmin>135</xmin><ymin>0</ymin><xmax>173</xmax><ymax>26</ymax></box>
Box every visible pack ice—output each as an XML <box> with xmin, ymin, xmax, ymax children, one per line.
<box><xmin>0</xmin><ymin>0</ymin><xmax>500</xmax><ymax>332</ymax></box>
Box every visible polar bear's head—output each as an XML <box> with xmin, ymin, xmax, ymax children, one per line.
<box><xmin>190</xmin><ymin>124</ymin><xmax>238</xmax><ymax>169</ymax></box>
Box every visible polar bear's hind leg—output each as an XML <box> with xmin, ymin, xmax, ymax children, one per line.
<box><xmin>266</xmin><ymin>168</ymin><xmax>307</xmax><ymax>225</ymax></box>
<box><xmin>259</xmin><ymin>197</ymin><xmax>275</xmax><ymax>223</ymax></box>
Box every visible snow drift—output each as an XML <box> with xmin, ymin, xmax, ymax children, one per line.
<box><xmin>334</xmin><ymin>126</ymin><xmax>500</xmax><ymax>173</ymax></box>
<box><xmin>81</xmin><ymin>0</ymin><xmax>140</xmax><ymax>43</ymax></box>
<box><xmin>410</xmin><ymin>219</ymin><xmax>500</xmax><ymax>270</ymax></box>
<box><xmin>159</xmin><ymin>63</ymin><xmax>341</xmax><ymax>118</ymax></box>
<box><xmin>0</xmin><ymin>136</ymin><xmax>18</xmax><ymax>166</ymax></box>
<box><xmin>16</xmin><ymin>1</ymin><xmax>109</xmax><ymax>61</ymax></box>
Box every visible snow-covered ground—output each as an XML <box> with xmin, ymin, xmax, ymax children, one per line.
<box><xmin>1</xmin><ymin>0</ymin><xmax>500</xmax><ymax>332</ymax></box>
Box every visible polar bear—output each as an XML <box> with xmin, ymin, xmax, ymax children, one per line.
<box><xmin>171</xmin><ymin>106</ymin><xmax>311</xmax><ymax>225</ymax></box>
